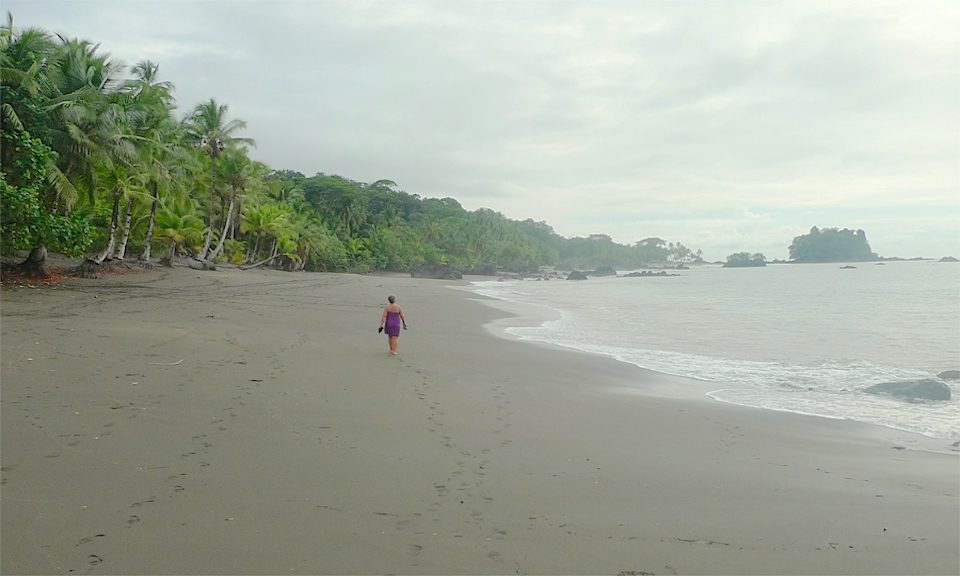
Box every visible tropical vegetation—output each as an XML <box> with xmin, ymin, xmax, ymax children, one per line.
<box><xmin>723</xmin><ymin>252</ymin><xmax>767</xmax><ymax>268</ymax></box>
<box><xmin>788</xmin><ymin>227</ymin><xmax>877</xmax><ymax>263</ymax></box>
<box><xmin>1</xmin><ymin>16</ymin><xmax>704</xmax><ymax>277</ymax></box>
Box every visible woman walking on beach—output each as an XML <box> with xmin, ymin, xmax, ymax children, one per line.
<box><xmin>379</xmin><ymin>295</ymin><xmax>407</xmax><ymax>355</ymax></box>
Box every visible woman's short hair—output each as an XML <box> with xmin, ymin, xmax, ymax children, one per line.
<box><xmin>388</xmin><ymin>295</ymin><xmax>396</xmax><ymax>303</ymax></box>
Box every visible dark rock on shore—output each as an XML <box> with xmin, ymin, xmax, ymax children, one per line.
<box><xmin>588</xmin><ymin>265</ymin><xmax>617</xmax><ymax>277</ymax></box>
<box><xmin>410</xmin><ymin>264</ymin><xmax>462</xmax><ymax>279</ymax></box>
<box><xmin>939</xmin><ymin>256</ymin><xmax>958</xmax><ymax>262</ymax></box>
<box><xmin>937</xmin><ymin>370</ymin><xmax>960</xmax><ymax>380</ymax></box>
<box><xmin>864</xmin><ymin>379</ymin><xmax>951</xmax><ymax>402</ymax></box>
<box><xmin>566</xmin><ymin>270</ymin><xmax>589</xmax><ymax>280</ymax></box>
<box><xmin>188</xmin><ymin>259</ymin><xmax>217</xmax><ymax>271</ymax></box>
<box><xmin>462</xmin><ymin>265</ymin><xmax>497</xmax><ymax>276</ymax></box>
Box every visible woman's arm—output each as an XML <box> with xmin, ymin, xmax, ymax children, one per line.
<box><xmin>400</xmin><ymin>308</ymin><xmax>407</xmax><ymax>329</ymax></box>
<box><xmin>380</xmin><ymin>307</ymin><xmax>387</xmax><ymax>328</ymax></box>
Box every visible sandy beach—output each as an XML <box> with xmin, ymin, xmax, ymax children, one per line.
<box><xmin>1</xmin><ymin>265</ymin><xmax>957</xmax><ymax>575</ymax></box>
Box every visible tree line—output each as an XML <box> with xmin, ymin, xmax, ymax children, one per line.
<box><xmin>788</xmin><ymin>227</ymin><xmax>877</xmax><ymax>263</ymax></box>
<box><xmin>0</xmin><ymin>16</ymin><xmax>703</xmax><ymax>277</ymax></box>
<box><xmin>720</xmin><ymin>227</ymin><xmax>880</xmax><ymax>266</ymax></box>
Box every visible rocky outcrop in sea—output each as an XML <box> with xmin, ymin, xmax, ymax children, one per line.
<box><xmin>864</xmin><ymin>379</ymin><xmax>951</xmax><ymax>402</ymax></box>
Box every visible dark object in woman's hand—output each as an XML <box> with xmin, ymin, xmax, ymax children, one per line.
<box><xmin>378</xmin><ymin>326</ymin><xmax>384</xmax><ymax>333</ymax></box>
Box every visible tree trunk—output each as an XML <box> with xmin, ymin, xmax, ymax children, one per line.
<box><xmin>74</xmin><ymin>258</ymin><xmax>103</xmax><ymax>279</ymax></box>
<box><xmin>198</xmin><ymin>221</ymin><xmax>215</xmax><ymax>261</ymax></box>
<box><xmin>139</xmin><ymin>181</ymin><xmax>159</xmax><ymax>262</ymax></box>
<box><xmin>250</xmin><ymin>237</ymin><xmax>261</xmax><ymax>262</ymax></box>
<box><xmin>240</xmin><ymin>253</ymin><xmax>280</xmax><ymax>270</ymax></box>
<box><xmin>197</xmin><ymin>157</ymin><xmax>217</xmax><ymax>260</ymax></box>
<box><xmin>231</xmin><ymin>199</ymin><xmax>241</xmax><ymax>239</ymax></box>
<box><xmin>208</xmin><ymin>194</ymin><xmax>235</xmax><ymax>261</ymax></box>
<box><xmin>18</xmin><ymin>246</ymin><xmax>48</xmax><ymax>278</ymax></box>
<box><xmin>160</xmin><ymin>242</ymin><xmax>176</xmax><ymax>267</ymax></box>
<box><xmin>93</xmin><ymin>192</ymin><xmax>122</xmax><ymax>264</ymax></box>
<box><xmin>116</xmin><ymin>196</ymin><xmax>135</xmax><ymax>260</ymax></box>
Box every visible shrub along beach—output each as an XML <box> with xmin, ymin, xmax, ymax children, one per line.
<box><xmin>2</xmin><ymin>264</ymin><xmax>958</xmax><ymax>574</ymax></box>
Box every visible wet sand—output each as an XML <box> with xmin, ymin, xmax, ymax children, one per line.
<box><xmin>1</xmin><ymin>265</ymin><xmax>957</xmax><ymax>575</ymax></box>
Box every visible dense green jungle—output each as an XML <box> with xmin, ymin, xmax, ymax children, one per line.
<box><xmin>0</xmin><ymin>17</ymin><xmax>710</xmax><ymax>277</ymax></box>
<box><xmin>5</xmin><ymin>18</ymin><xmax>883</xmax><ymax>278</ymax></box>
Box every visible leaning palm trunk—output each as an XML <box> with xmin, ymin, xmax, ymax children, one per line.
<box><xmin>116</xmin><ymin>196</ymin><xmax>135</xmax><ymax>260</ymax></box>
<box><xmin>197</xmin><ymin>160</ymin><xmax>217</xmax><ymax>260</ymax></box>
<box><xmin>246</xmin><ymin>237</ymin><xmax>260</xmax><ymax>263</ymax></box>
<box><xmin>160</xmin><ymin>242</ymin><xmax>177</xmax><ymax>267</ymax></box>
<box><xmin>75</xmin><ymin>192</ymin><xmax>121</xmax><ymax>278</ymax></box>
<box><xmin>208</xmin><ymin>195</ymin><xmax>235</xmax><ymax>261</ymax></box>
<box><xmin>139</xmin><ymin>182</ymin><xmax>159</xmax><ymax>262</ymax></box>
<box><xmin>240</xmin><ymin>253</ymin><xmax>281</xmax><ymax>270</ymax></box>
<box><xmin>93</xmin><ymin>192</ymin><xmax>122</xmax><ymax>264</ymax></box>
<box><xmin>198</xmin><ymin>223</ymin><xmax>215</xmax><ymax>260</ymax></box>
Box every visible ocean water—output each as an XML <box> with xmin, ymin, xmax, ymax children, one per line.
<box><xmin>468</xmin><ymin>261</ymin><xmax>960</xmax><ymax>440</ymax></box>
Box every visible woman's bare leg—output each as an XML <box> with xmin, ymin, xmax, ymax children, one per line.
<box><xmin>389</xmin><ymin>336</ymin><xmax>398</xmax><ymax>354</ymax></box>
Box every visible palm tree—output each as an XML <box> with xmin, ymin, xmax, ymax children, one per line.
<box><xmin>240</xmin><ymin>201</ymin><xmax>293</xmax><ymax>266</ymax></box>
<box><xmin>93</xmin><ymin>163</ymin><xmax>141</xmax><ymax>262</ymax></box>
<box><xmin>135</xmin><ymin>116</ymin><xmax>190</xmax><ymax>263</ymax></box>
<box><xmin>45</xmin><ymin>37</ymin><xmax>131</xmax><ymax>207</ymax></box>
<box><xmin>155</xmin><ymin>195</ymin><xmax>204</xmax><ymax>266</ymax></box>
<box><xmin>3</xmin><ymin>19</ymin><xmax>133</xmax><ymax>274</ymax></box>
<box><xmin>182</xmin><ymin>98</ymin><xmax>254</xmax><ymax>261</ymax></box>
<box><xmin>1</xmin><ymin>15</ymin><xmax>51</xmax><ymax>136</ymax></box>
<box><xmin>119</xmin><ymin>60</ymin><xmax>185</xmax><ymax>264</ymax></box>
<box><xmin>208</xmin><ymin>147</ymin><xmax>253</xmax><ymax>261</ymax></box>
<box><xmin>1</xmin><ymin>16</ymin><xmax>77</xmax><ymax>274</ymax></box>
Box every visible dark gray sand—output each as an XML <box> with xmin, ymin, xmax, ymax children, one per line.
<box><xmin>2</xmin><ymin>266</ymin><xmax>957</xmax><ymax>574</ymax></box>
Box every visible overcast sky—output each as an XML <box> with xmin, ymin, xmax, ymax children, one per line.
<box><xmin>7</xmin><ymin>0</ymin><xmax>959</xmax><ymax>260</ymax></box>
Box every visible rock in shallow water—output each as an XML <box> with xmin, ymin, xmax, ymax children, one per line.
<box><xmin>864</xmin><ymin>379</ymin><xmax>952</xmax><ymax>402</ymax></box>
<box><xmin>937</xmin><ymin>370</ymin><xmax>960</xmax><ymax>380</ymax></box>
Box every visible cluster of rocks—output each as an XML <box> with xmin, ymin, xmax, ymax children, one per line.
<box><xmin>409</xmin><ymin>264</ymin><xmax>462</xmax><ymax>279</ymax></box>
<box><xmin>863</xmin><ymin>370</ymin><xmax>957</xmax><ymax>402</ymax></box>
<box><xmin>567</xmin><ymin>266</ymin><xmax>681</xmax><ymax>280</ymax></box>
<box><xmin>496</xmin><ymin>270</ymin><xmax>566</xmax><ymax>281</ymax></box>
<box><xmin>565</xmin><ymin>266</ymin><xmax>616</xmax><ymax>280</ymax></box>
<box><xmin>411</xmin><ymin>263</ymin><xmax>693</xmax><ymax>281</ymax></box>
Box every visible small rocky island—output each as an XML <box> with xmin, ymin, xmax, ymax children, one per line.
<box><xmin>723</xmin><ymin>252</ymin><xmax>767</xmax><ymax>268</ymax></box>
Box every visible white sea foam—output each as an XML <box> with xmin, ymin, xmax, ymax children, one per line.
<box><xmin>469</xmin><ymin>263</ymin><xmax>960</xmax><ymax>440</ymax></box>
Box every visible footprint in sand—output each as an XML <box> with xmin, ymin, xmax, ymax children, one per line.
<box><xmin>76</xmin><ymin>534</ymin><xmax>105</xmax><ymax>547</ymax></box>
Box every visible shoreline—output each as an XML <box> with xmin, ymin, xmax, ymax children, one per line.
<box><xmin>461</xmin><ymin>275</ymin><xmax>960</xmax><ymax>444</ymax></box>
<box><xmin>2</xmin><ymin>265</ymin><xmax>958</xmax><ymax>574</ymax></box>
